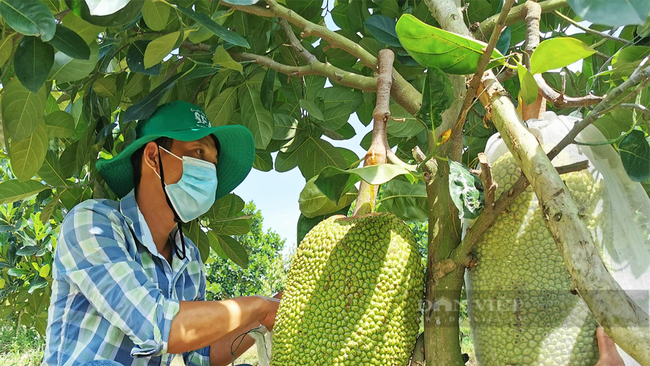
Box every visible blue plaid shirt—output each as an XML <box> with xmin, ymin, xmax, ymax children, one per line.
<box><xmin>42</xmin><ymin>190</ymin><xmax>211</xmax><ymax>366</ymax></box>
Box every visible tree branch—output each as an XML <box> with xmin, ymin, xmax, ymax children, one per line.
<box><xmin>224</xmin><ymin>0</ymin><xmax>423</xmax><ymax>116</ymax></box>
<box><xmin>353</xmin><ymin>49</ymin><xmax>394</xmax><ymax>216</ymax></box>
<box><xmin>534</xmin><ymin>74</ymin><xmax>604</xmax><ymax>108</ymax></box>
<box><xmin>474</xmin><ymin>0</ymin><xmax>568</xmax><ymax>40</ymax></box>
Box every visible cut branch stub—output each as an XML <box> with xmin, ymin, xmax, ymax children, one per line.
<box><xmin>352</xmin><ymin>49</ymin><xmax>395</xmax><ymax>217</ymax></box>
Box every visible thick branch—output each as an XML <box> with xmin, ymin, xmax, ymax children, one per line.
<box><xmin>474</xmin><ymin>0</ymin><xmax>568</xmax><ymax>40</ymax></box>
<box><xmin>353</xmin><ymin>49</ymin><xmax>394</xmax><ymax>216</ymax></box>
<box><xmin>225</xmin><ymin>0</ymin><xmax>423</xmax><ymax>115</ymax></box>
<box><xmin>479</xmin><ymin>70</ymin><xmax>650</xmax><ymax>365</ymax></box>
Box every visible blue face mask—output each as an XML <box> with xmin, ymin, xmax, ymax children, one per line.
<box><xmin>152</xmin><ymin>146</ymin><xmax>218</xmax><ymax>223</ymax></box>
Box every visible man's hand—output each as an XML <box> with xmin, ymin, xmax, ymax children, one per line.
<box><xmin>595</xmin><ymin>326</ymin><xmax>624</xmax><ymax>366</ymax></box>
<box><xmin>257</xmin><ymin>296</ymin><xmax>281</xmax><ymax>331</ymax></box>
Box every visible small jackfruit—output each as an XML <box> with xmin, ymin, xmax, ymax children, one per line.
<box><xmin>271</xmin><ymin>213</ymin><xmax>425</xmax><ymax>366</ymax></box>
<box><xmin>467</xmin><ymin>152</ymin><xmax>604</xmax><ymax>365</ymax></box>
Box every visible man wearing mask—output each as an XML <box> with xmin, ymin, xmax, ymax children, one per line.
<box><xmin>42</xmin><ymin>101</ymin><xmax>280</xmax><ymax>366</ymax></box>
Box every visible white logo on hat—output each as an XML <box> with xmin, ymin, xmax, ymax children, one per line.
<box><xmin>191</xmin><ymin>108</ymin><xmax>210</xmax><ymax>128</ymax></box>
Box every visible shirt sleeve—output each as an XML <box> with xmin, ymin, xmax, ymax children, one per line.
<box><xmin>182</xmin><ymin>244</ymin><xmax>211</xmax><ymax>366</ymax></box>
<box><xmin>54</xmin><ymin>203</ymin><xmax>180</xmax><ymax>358</ymax></box>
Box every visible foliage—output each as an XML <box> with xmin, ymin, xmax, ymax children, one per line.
<box><xmin>204</xmin><ymin>202</ymin><xmax>288</xmax><ymax>300</ymax></box>
<box><xmin>0</xmin><ymin>325</ymin><xmax>45</xmax><ymax>366</ymax></box>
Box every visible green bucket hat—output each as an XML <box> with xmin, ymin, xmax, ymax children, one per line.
<box><xmin>97</xmin><ymin>100</ymin><xmax>255</xmax><ymax>200</ymax></box>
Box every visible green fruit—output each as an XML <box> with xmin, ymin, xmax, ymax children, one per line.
<box><xmin>467</xmin><ymin>152</ymin><xmax>603</xmax><ymax>365</ymax></box>
<box><xmin>271</xmin><ymin>213</ymin><xmax>424</xmax><ymax>366</ymax></box>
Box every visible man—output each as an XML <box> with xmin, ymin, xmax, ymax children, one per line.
<box><xmin>42</xmin><ymin>101</ymin><xmax>280</xmax><ymax>366</ymax></box>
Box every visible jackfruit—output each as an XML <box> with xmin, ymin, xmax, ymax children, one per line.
<box><xmin>467</xmin><ymin>152</ymin><xmax>604</xmax><ymax>365</ymax></box>
<box><xmin>271</xmin><ymin>213</ymin><xmax>425</xmax><ymax>366</ymax></box>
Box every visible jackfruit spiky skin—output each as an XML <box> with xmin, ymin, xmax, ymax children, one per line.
<box><xmin>467</xmin><ymin>152</ymin><xmax>603</xmax><ymax>365</ymax></box>
<box><xmin>271</xmin><ymin>213</ymin><xmax>425</xmax><ymax>366</ymax></box>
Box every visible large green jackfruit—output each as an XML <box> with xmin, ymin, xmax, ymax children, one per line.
<box><xmin>271</xmin><ymin>213</ymin><xmax>424</xmax><ymax>366</ymax></box>
<box><xmin>467</xmin><ymin>152</ymin><xmax>604</xmax><ymax>365</ymax></box>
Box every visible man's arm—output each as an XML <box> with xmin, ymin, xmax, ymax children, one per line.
<box><xmin>168</xmin><ymin>296</ymin><xmax>279</xmax><ymax>354</ymax></box>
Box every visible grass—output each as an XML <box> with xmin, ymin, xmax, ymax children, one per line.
<box><xmin>0</xmin><ymin>325</ymin><xmax>45</xmax><ymax>366</ymax></box>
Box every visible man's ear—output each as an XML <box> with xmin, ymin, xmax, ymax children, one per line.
<box><xmin>142</xmin><ymin>141</ymin><xmax>160</xmax><ymax>173</ymax></box>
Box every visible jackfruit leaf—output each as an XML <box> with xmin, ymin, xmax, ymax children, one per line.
<box><xmin>315</xmin><ymin>164</ymin><xmax>415</xmax><ymax>203</ymax></box>
<box><xmin>449</xmin><ymin>160</ymin><xmax>484</xmax><ymax>219</ymax></box>
<box><xmin>92</xmin><ymin>77</ymin><xmax>119</xmax><ymax>103</ymax></box>
<box><xmin>517</xmin><ymin>63</ymin><xmax>539</xmax><ymax>105</ymax></box>
<box><xmin>260</xmin><ymin>68</ymin><xmax>277</xmax><ymax>111</ymax></box>
<box><xmin>364</xmin><ymin>15</ymin><xmax>402</xmax><ymax>48</ymax></box>
<box><xmin>38</xmin><ymin>151</ymin><xmax>67</xmax><ymax>187</ymax></box>
<box><xmin>297</xmin><ymin>138</ymin><xmax>348</xmax><ymax>180</ymax></box>
<box><xmin>619</xmin><ymin>130</ymin><xmax>650</xmax><ymax>182</ymax></box>
<box><xmin>7</xmin><ymin>268</ymin><xmax>30</xmax><ymax>277</ymax></box>
<box><xmin>271</xmin><ymin>114</ymin><xmax>298</xmax><ymax>141</ymax></box>
<box><xmin>47</xmin><ymin>24</ymin><xmax>90</xmax><ymax>60</ymax></box>
<box><xmin>175</xmin><ymin>6</ymin><xmax>250</xmax><ymax>48</ymax></box>
<box><xmin>239</xmin><ymin>83</ymin><xmax>274</xmax><ymax>149</ymax></box>
<box><xmin>142</xmin><ymin>0</ymin><xmax>170</xmax><ymax>32</ymax></box>
<box><xmin>299</xmin><ymin>99</ymin><xmax>324</xmax><ymax>121</ymax></box>
<box><xmin>144</xmin><ymin>31</ymin><xmax>181</xmax><ymax>69</ymax></box>
<box><xmin>1</xmin><ymin>80</ymin><xmax>46</xmax><ymax>141</ymax></box>
<box><xmin>210</xmin><ymin>215</ymin><xmax>252</xmax><ymax>236</ymax></box>
<box><xmin>48</xmin><ymin>42</ymin><xmax>99</xmax><ymax>83</ymax></box>
<box><xmin>207</xmin><ymin>193</ymin><xmax>245</xmax><ymax>221</ymax></box>
<box><xmin>121</xmin><ymin>72</ymin><xmax>183</xmax><ymax>123</ymax></box>
<box><xmin>84</xmin><ymin>0</ymin><xmax>131</xmax><ymax>16</ymax></box>
<box><xmin>0</xmin><ymin>180</ymin><xmax>48</xmax><ymax>205</ymax></box>
<box><xmin>0</xmin><ymin>35</ymin><xmax>15</xmax><ymax>68</ymax></box>
<box><xmin>297</xmin><ymin>205</ymin><xmax>350</xmax><ymax>244</ymax></box>
<box><xmin>376</xmin><ymin>178</ymin><xmax>428</xmax><ymax>222</ymax></box>
<box><xmin>253</xmin><ymin>151</ymin><xmax>273</xmax><ymax>172</ymax></box>
<box><xmin>218</xmin><ymin>234</ymin><xmax>249</xmax><ymax>268</ymax></box>
<box><xmin>395</xmin><ymin>14</ymin><xmax>504</xmax><ymax>74</ymax></box>
<box><xmin>127</xmin><ymin>40</ymin><xmax>161</xmax><ymax>75</ymax></box>
<box><xmin>416</xmin><ymin>67</ymin><xmax>454</xmax><ymax>129</ymax></box>
<box><xmin>206</xmin><ymin>86</ymin><xmax>238</xmax><ymax>127</ymax></box>
<box><xmin>212</xmin><ymin>45</ymin><xmax>243</xmax><ymax>73</ymax></box>
<box><xmin>40</xmin><ymin>193</ymin><xmax>60</xmax><ymax>225</ymax></box>
<box><xmin>184</xmin><ymin>220</ymin><xmax>211</xmax><ymax>263</ymax></box>
<box><xmin>0</xmin><ymin>0</ymin><xmax>56</xmax><ymax>41</ymax></box>
<box><xmin>14</xmin><ymin>36</ymin><xmax>54</xmax><ymax>93</ymax></box>
<box><xmin>388</xmin><ymin>103</ymin><xmax>425</xmax><ymax>137</ymax></box>
<box><xmin>611</xmin><ymin>46</ymin><xmax>650</xmax><ymax>80</ymax></box>
<box><xmin>567</xmin><ymin>0</ymin><xmax>650</xmax><ymax>27</ymax></box>
<box><xmin>28</xmin><ymin>276</ymin><xmax>48</xmax><ymax>294</ymax></box>
<box><xmin>529</xmin><ymin>37</ymin><xmax>595</xmax><ymax>74</ymax></box>
<box><xmin>299</xmin><ymin>176</ymin><xmax>358</xmax><ymax>218</ymax></box>
<box><xmin>10</xmin><ymin>122</ymin><xmax>48</xmax><ymax>182</ymax></box>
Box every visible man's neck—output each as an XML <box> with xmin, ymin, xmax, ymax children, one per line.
<box><xmin>135</xmin><ymin>186</ymin><xmax>176</xmax><ymax>262</ymax></box>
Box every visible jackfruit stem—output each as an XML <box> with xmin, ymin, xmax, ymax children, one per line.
<box><xmin>352</xmin><ymin>49</ymin><xmax>394</xmax><ymax>216</ymax></box>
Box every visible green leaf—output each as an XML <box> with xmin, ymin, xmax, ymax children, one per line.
<box><xmin>619</xmin><ymin>130</ymin><xmax>650</xmax><ymax>182</ymax></box>
<box><xmin>7</xmin><ymin>268</ymin><xmax>31</xmax><ymax>277</ymax></box>
<box><xmin>142</xmin><ymin>0</ymin><xmax>170</xmax><ymax>32</ymax></box>
<box><xmin>61</xmin><ymin>12</ymin><xmax>105</xmax><ymax>44</ymax></box>
<box><xmin>48</xmin><ymin>41</ymin><xmax>99</xmax><ymax>82</ymax></box>
<box><xmin>0</xmin><ymin>179</ymin><xmax>47</xmax><ymax>205</ymax></box>
<box><xmin>65</xmin><ymin>0</ymin><xmax>143</xmax><ymax>28</ymax></box>
<box><xmin>212</xmin><ymin>45</ymin><xmax>243</xmax><ymax>73</ymax></box>
<box><xmin>45</xmin><ymin>111</ymin><xmax>75</xmax><ymax>139</ymax></box>
<box><xmin>253</xmin><ymin>151</ymin><xmax>273</xmax><ymax>172</ymax></box>
<box><xmin>0</xmin><ymin>0</ymin><xmax>56</xmax><ymax>41</ymax></box>
<box><xmin>331</xmin><ymin>3</ymin><xmax>350</xmax><ymax>30</ymax></box>
<box><xmin>1</xmin><ymin>79</ymin><xmax>46</xmax><ymax>141</ymax></box>
<box><xmin>175</xmin><ymin>6</ymin><xmax>250</xmax><ymax>48</ymax></box>
<box><xmin>299</xmin><ymin>176</ymin><xmax>357</xmax><ymax>218</ymax></box>
<box><xmin>92</xmin><ymin>76</ymin><xmax>119</xmax><ymax>103</ymax></box>
<box><xmin>40</xmin><ymin>193</ymin><xmax>59</xmax><ymax>225</ymax></box>
<box><xmin>84</xmin><ymin>0</ymin><xmax>131</xmax><ymax>16</ymax></box>
<box><xmin>517</xmin><ymin>63</ymin><xmax>539</xmax><ymax>105</ymax></box>
<box><xmin>207</xmin><ymin>193</ymin><xmax>246</xmax><ymax>221</ymax></box>
<box><xmin>272</xmin><ymin>114</ymin><xmax>298</xmax><ymax>141</ymax></box>
<box><xmin>221</xmin><ymin>0</ymin><xmax>256</xmax><ymax>4</ymax></box>
<box><xmin>298</xmin><ymin>138</ymin><xmax>348</xmax><ymax>180</ymax></box>
<box><xmin>611</xmin><ymin>46</ymin><xmax>650</xmax><ymax>80</ymax></box>
<box><xmin>184</xmin><ymin>220</ymin><xmax>210</xmax><ymax>263</ymax></box>
<box><xmin>530</xmin><ymin>37</ymin><xmax>595</xmax><ymax>74</ymax></box>
<box><xmin>124</xmin><ymin>72</ymin><xmax>148</xmax><ymax>98</ymax></box>
<box><xmin>217</xmin><ymin>234</ymin><xmax>249</xmax><ymax>268</ymax></box>
<box><xmin>260</xmin><ymin>68</ymin><xmax>277</xmax><ymax>111</ymax></box>
<box><xmin>396</xmin><ymin>14</ymin><xmax>504</xmax><ymax>74</ymax></box>
<box><xmin>211</xmin><ymin>215</ymin><xmax>251</xmax><ymax>236</ymax></box>
<box><xmin>315</xmin><ymin>164</ymin><xmax>415</xmax><ymax>203</ymax></box>
<box><xmin>122</xmin><ymin>72</ymin><xmax>183</xmax><ymax>123</ymax></box>
<box><xmin>377</xmin><ymin>178</ymin><xmax>428</xmax><ymax>222</ymax></box>
<box><xmin>388</xmin><ymin>103</ymin><xmax>425</xmax><ymax>138</ymax></box>
<box><xmin>380</xmin><ymin>0</ymin><xmax>401</xmax><ymax>18</ymax></box>
<box><xmin>239</xmin><ymin>84</ymin><xmax>274</xmax><ymax>149</ymax></box>
<box><xmin>16</xmin><ymin>245</ymin><xmax>39</xmax><ymax>256</ymax></box>
<box><xmin>449</xmin><ymin>160</ymin><xmax>484</xmax><ymax>219</ymax></box>
<box><xmin>205</xmin><ymin>86</ymin><xmax>238</xmax><ymax>127</ymax></box>
<box><xmin>9</xmin><ymin>121</ymin><xmax>48</xmax><ymax>181</ymax></box>
<box><xmin>28</xmin><ymin>276</ymin><xmax>48</xmax><ymax>293</ymax></box>
<box><xmin>416</xmin><ymin>67</ymin><xmax>454</xmax><ymax>129</ymax></box>
<box><xmin>567</xmin><ymin>0</ymin><xmax>650</xmax><ymax>27</ymax></box>
<box><xmin>127</xmin><ymin>40</ymin><xmax>161</xmax><ymax>75</ymax></box>
<box><xmin>144</xmin><ymin>31</ymin><xmax>180</xmax><ymax>69</ymax></box>
<box><xmin>14</xmin><ymin>36</ymin><xmax>54</xmax><ymax>93</ymax></box>
<box><xmin>38</xmin><ymin>151</ymin><xmax>67</xmax><ymax>186</ymax></box>
<box><xmin>299</xmin><ymin>99</ymin><xmax>324</xmax><ymax>121</ymax></box>
<box><xmin>364</xmin><ymin>15</ymin><xmax>402</xmax><ymax>47</ymax></box>
<box><xmin>46</xmin><ymin>24</ymin><xmax>90</xmax><ymax>60</ymax></box>
<box><xmin>0</xmin><ymin>35</ymin><xmax>16</xmax><ymax>67</ymax></box>
<box><xmin>60</xmin><ymin>141</ymin><xmax>79</xmax><ymax>178</ymax></box>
